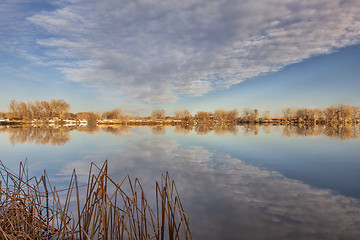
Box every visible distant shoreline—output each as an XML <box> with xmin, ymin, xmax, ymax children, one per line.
<box><xmin>1</xmin><ymin>100</ymin><xmax>359</xmax><ymax>127</ymax></box>
<box><xmin>0</xmin><ymin>118</ymin><xmax>359</xmax><ymax>127</ymax></box>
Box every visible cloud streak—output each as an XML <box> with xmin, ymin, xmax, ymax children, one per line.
<box><xmin>27</xmin><ymin>0</ymin><xmax>360</xmax><ymax>103</ymax></box>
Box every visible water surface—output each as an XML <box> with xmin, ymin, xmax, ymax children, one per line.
<box><xmin>0</xmin><ymin>125</ymin><xmax>360</xmax><ymax>239</ymax></box>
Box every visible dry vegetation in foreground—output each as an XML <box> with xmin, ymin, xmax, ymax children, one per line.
<box><xmin>0</xmin><ymin>160</ymin><xmax>192</xmax><ymax>240</ymax></box>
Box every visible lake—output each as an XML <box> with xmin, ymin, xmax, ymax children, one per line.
<box><xmin>1</xmin><ymin>124</ymin><xmax>360</xmax><ymax>239</ymax></box>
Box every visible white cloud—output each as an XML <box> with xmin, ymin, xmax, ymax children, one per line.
<box><xmin>0</xmin><ymin>0</ymin><xmax>59</xmax><ymax>76</ymax></box>
<box><xmin>27</xmin><ymin>0</ymin><xmax>360</xmax><ymax>103</ymax></box>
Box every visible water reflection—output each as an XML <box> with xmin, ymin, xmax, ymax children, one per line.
<box><xmin>2</xmin><ymin>126</ymin><xmax>73</xmax><ymax>146</ymax></box>
<box><xmin>76</xmin><ymin>124</ymin><xmax>100</xmax><ymax>134</ymax></box>
<box><xmin>58</xmin><ymin>138</ymin><xmax>360</xmax><ymax>240</ymax></box>
<box><xmin>192</xmin><ymin>124</ymin><xmax>239</xmax><ymax>136</ymax></box>
<box><xmin>151</xmin><ymin>126</ymin><xmax>166</xmax><ymax>135</ymax></box>
<box><xmin>173</xmin><ymin>125</ymin><xmax>193</xmax><ymax>135</ymax></box>
<box><xmin>213</xmin><ymin>124</ymin><xmax>239</xmax><ymax>136</ymax></box>
<box><xmin>0</xmin><ymin>125</ymin><xmax>131</xmax><ymax>145</ymax></box>
<box><xmin>1</xmin><ymin>125</ymin><xmax>360</xmax><ymax>239</ymax></box>
<box><xmin>1</xmin><ymin>123</ymin><xmax>359</xmax><ymax>145</ymax></box>
<box><xmin>101</xmin><ymin>125</ymin><xmax>131</xmax><ymax>136</ymax></box>
<box><xmin>241</xmin><ymin>124</ymin><xmax>260</xmax><ymax>136</ymax></box>
<box><xmin>282</xmin><ymin>124</ymin><xmax>360</xmax><ymax>141</ymax></box>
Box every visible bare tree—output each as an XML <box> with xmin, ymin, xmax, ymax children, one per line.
<box><xmin>151</xmin><ymin>109</ymin><xmax>166</xmax><ymax>119</ymax></box>
<box><xmin>295</xmin><ymin>108</ymin><xmax>312</xmax><ymax>122</ymax></box>
<box><xmin>19</xmin><ymin>101</ymin><xmax>29</xmax><ymax>119</ymax></box>
<box><xmin>102</xmin><ymin>108</ymin><xmax>123</xmax><ymax>119</ymax></box>
<box><xmin>352</xmin><ymin>106</ymin><xmax>360</xmax><ymax>122</ymax></box>
<box><xmin>173</xmin><ymin>109</ymin><xmax>192</xmax><ymax>121</ymax></box>
<box><xmin>8</xmin><ymin>100</ymin><xmax>28</xmax><ymax>119</ymax></box>
<box><xmin>336</xmin><ymin>104</ymin><xmax>352</xmax><ymax>122</ymax></box>
<box><xmin>29</xmin><ymin>101</ymin><xmax>42</xmax><ymax>119</ymax></box>
<box><xmin>8</xmin><ymin>100</ymin><xmax>16</xmax><ymax>118</ymax></box>
<box><xmin>242</xmin><ymin>108</ymin><xmax>259</xmax><ymax>122</ymax></box>
<box><xmin>41</xmin><ymin>101</ymin><xmax>51</xmax><ymax>119</ymax></box>
<box><xmin>195</xmin><ymin>111</ymin><xmax>211</xmax><ymax>121</ymax></box>
<box><xmin>313</xmin><ymin>108</ymin><xmax>324</xmax><ymax>123</ymax></box>
<box><xmin>7</xmin><ymin>99</ymin><xmax>71</xmax><ymax>120</ymax></box>
<box><xmin>76</xmin><ymin>112</ymin><xmax>100</xmax><ymax>127</ymax></box>
<box><xmin>55</xmin><ymin>99</ymin><xmax>71</xmax><ymax>118</ymax></box>
<box><xmin>213</xmin><ymin>109</ymin><xmax>228</xmax><ymax>122</ymax></box>
<box><xmin>282</xmin><ymin>107</ymin><xmax>294</xmax><ymax>120</ymax></box>
<box><xmin>324</xmin><ymin>106</ymin><xmax>337</xmax><ymax>122</ymax></box>
<box><xmin>227</xmin><ymin>109</ymin><xmax>239</xmax><ymax>121</ymax></box>
<box><xmin>262</xmin><ymin>110</ymin><xmax>271</xmax><ymax>121</ymax></box>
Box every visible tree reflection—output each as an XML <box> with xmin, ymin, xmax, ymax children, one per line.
<box><xmin>152</xmin><ymin>126</ymin><xmax>166</xmax><ymax>135</ymax></box>
<box><xmin>173</xmin><ymin>125</ymin><xmax>193</xmax><ymax>135</ymax></box>
<box><xmin>5</xmin><ymin>126</ymin><xmax>73</xmax><ymax>146</ymax></box>
<box><xmin>190</xmin><ymin>123</ymin><xmax>360</xmax><ymax>140</ymax></box>
<box><xmin>1</xmin><ymin>123</ymin><xmax>359</xmax><ymax>144</ymax></box>
<box><xmin>324</xmin><ymin>124</ymin><xmax>360</xmax><ymax>141</ymax></box>
<box><xmin>194</xmin><ymin>125</ymin><xmax>212</xmax><ymax>135</ymax></box>
<box><xmin>76</xmin><ymin>125</ymin><xmax>100</xmax><ymax>134</ymax></box>
<box><xmin>281</xmin><ymin>124</ymin><xmax>360</xmax><ymax>141</ymax></box>
<box><xmin>241</xmin><ymin>124</ymin><xmax>259</xmax><ymax>136</ymax></box>
<box><xmin>261</xmin><ymin>124</ymin><xmax>272</xmax><ymax>134</ymax></box>
<box><xmin>101</xmin><ymin>125</ymin><xmax>131</xmax><ymax>136</ymax></box>
<box><xmin>194</xmin><ymin>124</ymin><xmax>239</xmax><ymax>136</ymax></box>
<box><xmin>213</xmin><ymin>124</ymin><xmax>238</xmax><ymax>136</ymax></box>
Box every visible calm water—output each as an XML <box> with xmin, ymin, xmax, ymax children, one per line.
<box><xmin>1</xmin><ymin>124</ymin><xmax>360</xmax><ymax>239</ymax></box>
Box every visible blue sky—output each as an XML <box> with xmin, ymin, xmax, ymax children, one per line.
<box><xmin>1</xmin><ymin>0</ymin><xmax>359</xmax><ymax>116</ymax></box>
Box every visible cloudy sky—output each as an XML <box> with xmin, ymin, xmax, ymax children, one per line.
<box><xmin>1</xmin><ymin>0</ymin><xmax>360</xmax><ymax>115</ymax></box>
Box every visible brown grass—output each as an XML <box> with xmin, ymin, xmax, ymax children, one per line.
<box><xmin>0</xmin><ymin>160</ymin><xmax>192</xmax><ymax>239</ymax></box>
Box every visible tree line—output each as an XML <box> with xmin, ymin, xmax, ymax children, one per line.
<box><xmin>5</xmin><ymin>99</ymin><xmax>71</xmax><ymax>120</ymax></box>
<box><xmin>149</xmin><ymin>105</ymin><xmax>360</xmax><ymax>124</ymax></box>
<box><xmin>1</xmin><ymin>100</ymin><xmax>359</xmax><ymax>125</ymax></box>
<box><xmin>281</xmin><ymin>104</ymin><xmax>360</xmax><ymax>124</ymax></box>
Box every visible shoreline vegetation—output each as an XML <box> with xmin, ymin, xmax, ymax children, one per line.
<box><xmin>0</xmin><ymin>160</ymin><xmax>192</xmax><ymax>239</ymax></box>
<box><xmin>0</xmin><ymin>100</ymin><xmax>359</xmax><ymax>144</ymax></box>
<box><xmin>0</xmin><ymin>99</ymin><xmax>359</xmax><ymax>126</ymax></box>
<box><xmin>0</xmin><ymin>99</ymin><xmax>359</xmax><ymax>143</ymax></box>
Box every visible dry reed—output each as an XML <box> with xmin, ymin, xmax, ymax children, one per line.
<box><xmin>0</xmin><ymin>160</ymin><xmax>192</xmax><ymax>240</ymax></box>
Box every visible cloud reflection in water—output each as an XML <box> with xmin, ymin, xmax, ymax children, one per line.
<box><xmin>61</xmin><ymin>137</ymin><xmax>360</xmax><ymax>240</ymax></box>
